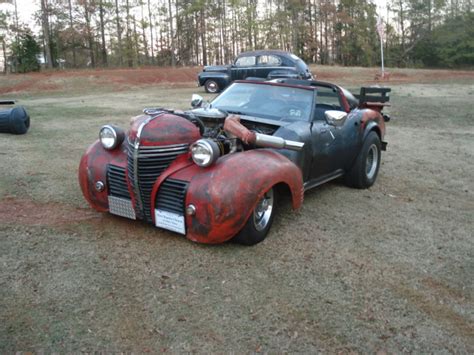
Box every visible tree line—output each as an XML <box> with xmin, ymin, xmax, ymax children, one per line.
<box><xmin>0</xmin><ymin>0</ymin><xmax>472</xmax><ymax>73</ymax></box>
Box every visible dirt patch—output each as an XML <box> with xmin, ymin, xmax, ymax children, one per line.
<box><xmin>0</xmin><ymin>67</ymin><xmax>201</xmax><ymax>95</ymax></box>
<box><xmin>0</xmin><ymin>197</ymin><xmax>100</xmax><ymax>227</ymax></box>
<box><xmin>1</xmin><ymin>66</ymin><xmax>473</xmax><ymax>96</ymax></box>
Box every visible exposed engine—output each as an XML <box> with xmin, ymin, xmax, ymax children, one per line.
<box><xmin>140</xmin><ymin>106</ymin><xmax>304</xmax><ymax>163</ymax></box>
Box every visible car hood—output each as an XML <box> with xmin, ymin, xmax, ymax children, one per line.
<box><xmin>202</xmin><ymin>65</ymin><xmax>230</xmax><ymax>73</ymax></box>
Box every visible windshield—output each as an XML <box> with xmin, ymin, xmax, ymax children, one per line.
<box><xmin>211</xmin><ymin>83</ymin><xmax>314</xmax><ymax>121</ymax></box>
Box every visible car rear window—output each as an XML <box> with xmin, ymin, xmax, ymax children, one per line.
<box><xmin>258</xmin><ymin>55</ymin><xmax>282</xmax><ymax>66</ymax></box>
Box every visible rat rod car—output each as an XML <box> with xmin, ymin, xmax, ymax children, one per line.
<box><xmin>79</xmin><ymin>79</ymin><xmax>390</xmax><ymax>245</ymax></box>
<box><xmin>198</xmin><ymin>50</ymin><xmax>313</xmax><ymax>93</ymax></box>
<box><xmin>0</xmin><ymin>100</ymin><xmax>30</xmax><ymax>135</ymax></box>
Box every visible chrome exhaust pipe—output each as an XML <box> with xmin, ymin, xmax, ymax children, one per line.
<box><xmin>255</xmin><ymin>133</ymin><xmax>304</xmax><ymax>151</ymax></box>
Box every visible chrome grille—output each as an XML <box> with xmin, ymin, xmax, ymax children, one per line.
<box><xmin>155</xmin><ymin>179</ymin><xmax>189</xmax><ymax>215</ymax></box>
<box><xmin>128</xmin><ymin>143</ymin><xmax>189</xmax><ymax>222</ymax></box>
<box><xmin>107</xmin><ymin>165</ymin><xmax>135</xmax><ymax>219</ymax></box>
<box><xmin>107</xmin><ymin>165</ymin><xmax>130</xmax><ymax>199</ymax></box>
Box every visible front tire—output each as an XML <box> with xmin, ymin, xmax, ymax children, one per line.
<box><xmin>204</xmin><ymin>79</ymin><xmax>220</xmax><ymax>93</ymax></box>
<box><xmin>345</xmin><ymin>131</ymin><xmax>381</xmax><ymax>188</ymax></box>
<box><xmin>232</xmin><ymin>188</ymin><xmax>276</xmax><ymax>246</ymax></box>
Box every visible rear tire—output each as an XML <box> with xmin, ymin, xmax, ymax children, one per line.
<box><xmin>232</xmin><ymin>188</ymin><xmax>276</xmax><ymax>246</ymax></box>
<box><xmin>204</xmin><ymin>79</ymin><xmax>220</xmax><ymax>93</ymax></box>
<box><xmin>345</xmin><ymin>131</ymin><xmax>381</xmax><ymax>188</ymax></box>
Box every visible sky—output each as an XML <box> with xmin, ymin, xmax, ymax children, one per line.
<box><xmin>0</xmin><ymin>0</ymin><xmax>36</xmax><ymax>23</ymax></box>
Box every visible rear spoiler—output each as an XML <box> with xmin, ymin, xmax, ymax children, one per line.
<box><xmin>355</xmin><ymin>87</ymin><xmax>391</xmax><ymax>107</ymax></box>
<box><xmin>0</xmin><ymin>100</ymin><xmax>16</xmax><ymax>105</ymax></box>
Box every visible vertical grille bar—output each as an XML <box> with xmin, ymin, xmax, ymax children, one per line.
<box><xmin>107</xmin><ymin>164</ymin><xmax>135</xmax><ymax>220</ymax></box>
<box><xmin>127</xmin><ymin>143</ymin><xmax>189</xmax><ymax>222</ymax></box>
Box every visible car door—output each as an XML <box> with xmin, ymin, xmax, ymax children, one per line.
<box><xmin>232</xmin><ymin>55</ymin><xmax>256</xmax><ymax>80</ymax></box>
<box><xmin>309</xmin><ymin>112</ymin><xmax>339</xmax><ymax>180</ymax></box>
<box><xmin>309</xmin><ymin>86</ymin><xmax>356</xmax><ymax>180</ymax></box>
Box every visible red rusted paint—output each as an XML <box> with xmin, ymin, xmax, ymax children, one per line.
<box><xmin>336</xmin><ymin>87</ymin><xmax>351</xmax><ymax>113</ymax></box>
<box><xmin>78</xmin><ymin>140</ymin><xmax>128</xmax><ymax>212</ymax></box>
<box><xmin>223</xmin><ymin>114</ymin><xmax>256</xmax><ymax>144</ymax></box>
<box><xmin>359</xmin><ymin>109</ymin><xmax>386</xmax><ymax>138</ymax></box>
<box><xmin>81</xmin><ymin>115</ymin><xmax>200</xmax><ymax>212</ymax></box>
<box><xmin>129</xmin><ymin>113</ymin><xmax>200</xmax><ymax>147</ymax></box>
<box><xmin>164</xmin><ymin>149</ymin><xmax>303</xmax><ymax>244</ymax></box>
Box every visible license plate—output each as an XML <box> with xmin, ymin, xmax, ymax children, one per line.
<box><xmin>155</xmin><ymin>209</ymin><xmax>185</xmax><ymax>235</ymax></box>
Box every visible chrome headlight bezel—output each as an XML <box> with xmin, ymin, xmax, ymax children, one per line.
<box><xmin>190</xmin><ymin>139</ymin><xmax>221</xmax><ymax>167</ymax></box>
<box><xmin>99</xmin><ymin>124</ymin><xmax>125</xmax><ymax>150</ymax></box>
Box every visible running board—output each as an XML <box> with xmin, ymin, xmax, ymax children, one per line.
<box><xmin>304</xmin><ymin>170</ymin><xmax>344</xmax><ymax>191</ymax></box>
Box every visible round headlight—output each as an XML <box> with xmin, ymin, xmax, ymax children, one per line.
<box><xmin>99</xmin><ymin>125</ymin><xmax>124</xmax><ymax>150</ymax></box>
<box><xmin>190</xmin><ymin>139</ymin><xmax>221</xmax><ymax>167</ymax></box>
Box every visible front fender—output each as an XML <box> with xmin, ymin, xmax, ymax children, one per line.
<box><xmin>78</xmin><ymin>140</ymin><xmax>128</xmax><ymax>212</ymax></box>
<box><xmin>198</xmin><ymin>71</ymin><xmax>230</xmax><ymax>87</ymax></box>
<box><xmin>167</xmin><ymin>149</ymin><xmax>304</xmax><ymax>244</ymax></box>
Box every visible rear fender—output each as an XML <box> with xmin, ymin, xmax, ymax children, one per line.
<box><xmin>165</xmin><ymin>149</ymin><xmax>304</xmax><ymax>244</ymax></box>
<box><xmin>360</xmin><ymin>109</ymin><xmax>385</xmax><ymax>141</ymax></box>
<box><xmin>78</xmin><ymin>140</ymin><xmax>128</xmax><ymax>212</ymax></box>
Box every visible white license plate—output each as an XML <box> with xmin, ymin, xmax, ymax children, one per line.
<box><xmin>155</xmin><ymin>209</ymin><xmax>185</xmax><ymax>235</ymax></box>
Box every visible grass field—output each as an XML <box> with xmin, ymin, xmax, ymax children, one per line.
<box><xmin>0</xmin><ymin>66</ymin><xmax>473</xmax><ymax>352</ymax></box>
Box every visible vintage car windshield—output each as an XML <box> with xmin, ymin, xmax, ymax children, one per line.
<box><xmin>211</xmin><ymin>83</ymin><xmax>314</xmax><ymax>121</ymax></box>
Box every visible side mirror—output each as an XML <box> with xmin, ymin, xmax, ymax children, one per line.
<box><xmin>325</xmin><ymin>110</ymin><xmax>347</xmax><ymax>127</ymax></box>
<box><xmin>191</xmin><ymin>94</ymin><xmax>204</xmax><ymax>108</ymax></box>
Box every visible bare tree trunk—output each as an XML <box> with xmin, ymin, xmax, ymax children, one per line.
<box><xmin>125</xmin><ymin>0</ymin><xmax>133</xmax><ymax>67</ymax></box>
<box><xmin>115</xmin><ymin>0</ymin><xmax>123</xmax><ymax>66</ymax></box>
<box><xmin>13</xmin><ymin>0</ymin><xmax>19</xmax><ymax>42</ymax></box>
<box><xmin>84</xmin><ymin>2</ymin><xmax>95</xmax><ymax>68</ymax></box>
<box><xmin>200</xmin><ymin>7</ymin><xmax>207</xmax><ymax>66</ymax></box>
<box><xmin>40</xmin><ymin>0</ymin><xmax>53</xmax><ymax>69</ymax></box>
<box><xmin>67</xmin><ymin>0</ymin><xmax>76</xmax><ymax>67</ymax></box>
<box><xmin>148</xmin><ymin>0</ymin><xmax>155</xmax><ymax>64</ymax></box>
<box><xmin>168</xmin><ymin>0</ymin><xmax>175</xmax><ymax>66</ymax></box>
<box><xmin>99</xmin><ymin>0</ymin><xmax>108</xmax><ymax>66</ymax></box>
<box><xmin>140</xmin><ymin>3</ymin><xmax>149</xmax><ymax>64</ymax></box>
<box><xmin>175</xmin><ymin>0</ymin><xmax>180</xmax><ymax>64</ymax></box>
<box><xmin>223</xmin><ymin>0</ymin><xmax>229</xmax><ymax>63</ymax></box>
<box><xmin>133</xmin><ymin>15</ymin><xmax>140</xmax><ymax>65</ymax></box>
<box><xmin>246</xmin><ymin>0</ymin><xmax>252</xmax><ymax>49</ymax></box>
<box><xmin>2</xmin><ymin>39</ymin><xmax>7</xmax><ymax>74</ymax></box>
<box><xmin>194</xmin><ymin>12</ymin><xmax>200</xmax><ymax>64</ymax></box>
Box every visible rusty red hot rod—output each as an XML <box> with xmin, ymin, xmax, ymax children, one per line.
<box><xmin>79</xmin><ymin>79</ymin><xmax>390</xmax><ymax>245</ymax></box>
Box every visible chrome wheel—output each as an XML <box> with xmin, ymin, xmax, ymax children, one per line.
<box><xmin>253</xmin><ymin>189</ymin><xmax>274</xmax><ymax>232</ymax></box>
<box><xmin>205</xmin><ymin>80</ymin><xmax>219</xmax><ymax>93</ymax></box>
<box><xmin>366</xmin><ymin>144</ymin><xmax>379</xmax><ymax>180</ymax></box>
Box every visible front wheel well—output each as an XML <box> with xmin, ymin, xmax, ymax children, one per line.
<box><xmin>274</xmin><ymin>182</ymin><xmax>294</xmax><ymax>206</ymax></box>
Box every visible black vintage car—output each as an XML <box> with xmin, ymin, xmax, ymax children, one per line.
<box><xmin>197</xmin><ymin>50</ymin><xmax>313</xmax><ymax>93</ymax></box>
